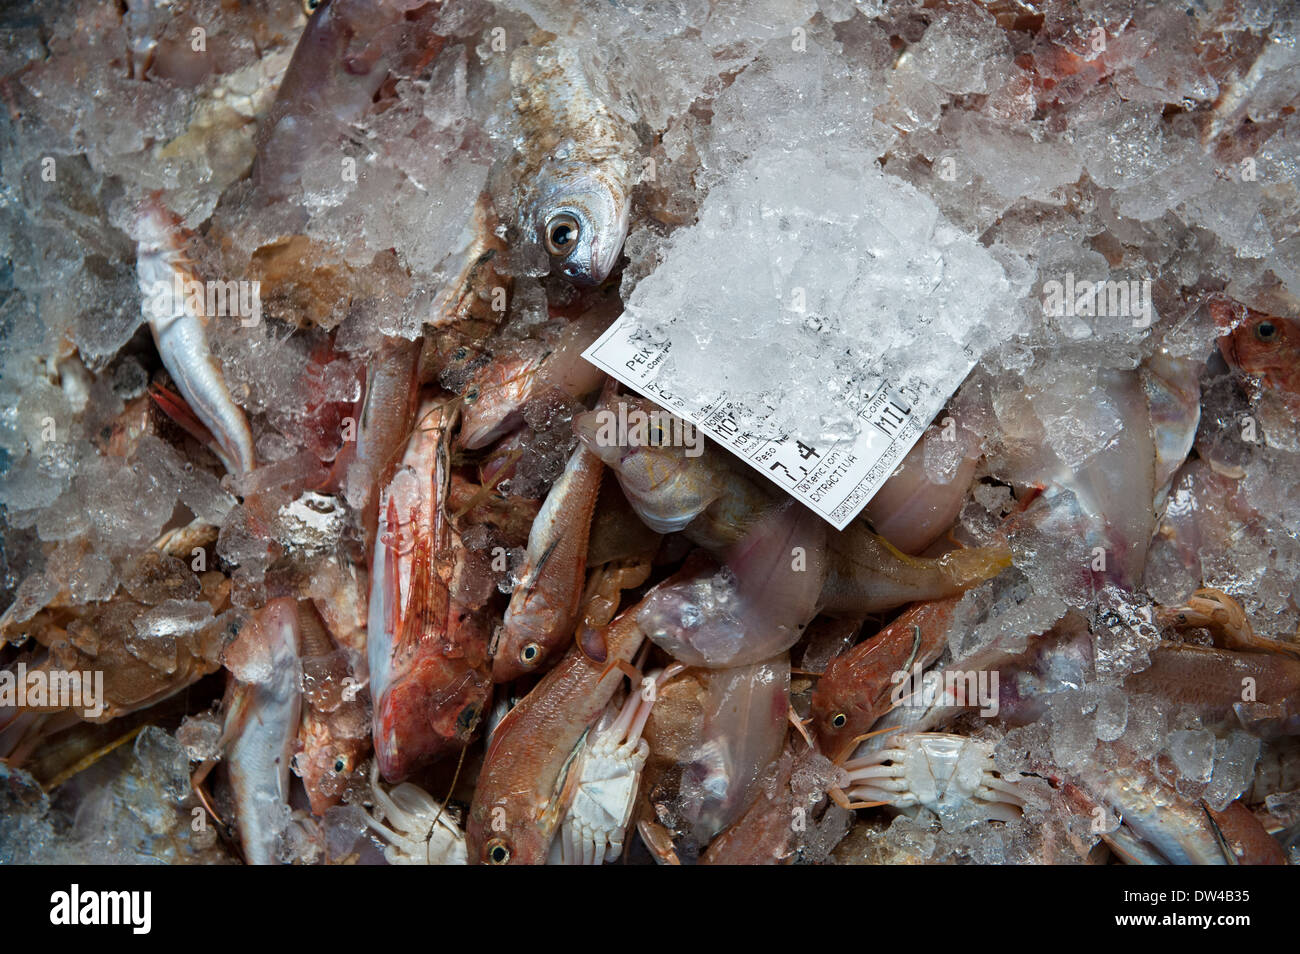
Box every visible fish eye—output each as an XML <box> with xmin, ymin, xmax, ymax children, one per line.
<box><xmin>464</xmin><ymin>386</ymin><xmax>479</xmax><ymax>404</ymax></box>
<box><xmin>520</xmin><ymin>642</ymin><xmax>540</xmax><ymax>664</ymax></box>
<box><xmin>486</xmin><ymin>838</ymin><xmax>512</xmax><ymax>865</ymax></box>
<box><xmin>1255</xmin><ymin>320</ymin><xmax>1278</xmax><ymax>342</ymax></box>
<box><xmin>831</xmin><ymin>713</ymin><xmax>848</xmax><ymax>729</ymax></box>
<box><xmin>544</xmin><ymin>213</ymin><xmax>581</xmax><ymax>257</ymax></box>
<box><xmin>302</xmin><ymin>0</ymin><xmax>321</xmax><ymax>14</ymax></box>
<box><xmin>333</xmin><ymin>756</ymin><xmax>348</xmax><ymax>773</ymax></box>
<box><xmin>453</xmin><ymin>347</ymin><xmax>470</xmax><ymax>361</ymax></box>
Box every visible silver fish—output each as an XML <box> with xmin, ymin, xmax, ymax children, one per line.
<box><xmin>223</xmin><ymin>599</ymin><xmax>303</xmax><ymax>866</ymax></box>
<box><xmin>132</xmin><ymin>197</ymin><xmax>256</xmax><ymax>475</ymax></box>
<box><xmin>510</xmin><ymin>42</ymin><xmax>636</xmax><ymax>285</ymax></box>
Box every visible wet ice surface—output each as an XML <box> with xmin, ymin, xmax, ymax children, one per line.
<box><xmin>2</xmin><ymin>0</ymin><xmax>1300</xmax><ymax>864</ymax></box>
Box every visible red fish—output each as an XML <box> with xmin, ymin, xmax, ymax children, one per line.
<box><xmin>1211</xmin><ymin>296</ymin><xmax>1300</xmax><ymax>398</ymax></box>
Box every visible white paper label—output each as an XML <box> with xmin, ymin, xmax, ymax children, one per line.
<box><xmin>582</xmin><ymin>313</ymin><xmax>980</xmax><ymax>531</ymax></box>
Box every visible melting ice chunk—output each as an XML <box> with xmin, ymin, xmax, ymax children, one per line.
<box><xmin>619</xmin><ymin>144</ymin><xmax>1024</xmax><ymax>449</ymax></box>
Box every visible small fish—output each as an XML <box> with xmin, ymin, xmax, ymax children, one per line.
<box><xmin>294</xmin><ymin>599</ymin><xmax>370</xmax><ymax>817</ymax></box>
<box><xmin>132</xmin><ymin>196</ymin><xmax>255</xmax><ymax>475</ymax></box>
<box><xmin>493</xmin><ymin>444</ymin><xmax>604</xmax><ymax>682</ymax></box>
<box><xmin>510</xmin><ymin>41</ymin><xmax>636</xmax><ymax>285</ymax></box>
<box><xmin>222</xmin><ymin>599</ymin><xmax>303</xmax><ymax>866</ymax></box>
<box><xmin>1211</xmin><ymin>296</ymin><xmax>1300</xmax><ymax>398</ymax></box>
<box><xmin>467</xmin><ymin>573</ymin><xmax>690</xmax><ymax>864</ymax></box>
<box><xmin>456</xmin><ymin>309</ymin><xmax>608</xmax><ymax>450</ymax></box>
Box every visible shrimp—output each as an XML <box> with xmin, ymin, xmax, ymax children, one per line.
<box><xmin>494</xmin><ymin>443</ymin><xmax>604</xmax><ymax>681</ymax></box>
<box><xmin>368</xmin><ymin>398</ymin><xmax>492</xmax><ymax>781</ymax></box>
<box><xmin>131</xmin><ymin>196</ymin><xmax>255</xmax><ymax>476</ymax></box>
<box><xmin>1156</xmin><ymin>588</ymin><xmax>1300</xmax><ymax>659</ymax></box>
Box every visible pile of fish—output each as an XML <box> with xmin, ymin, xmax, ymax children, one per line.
<box><xmin>1</xmin><ymin>0</ymin><xmax>1299</xmax><ymax>865</ymax></box>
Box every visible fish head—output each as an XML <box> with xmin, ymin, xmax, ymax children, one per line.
<box><xmin>458</xmin><ymin>349</ymin><xmax>543</xmax><ymax>450</ymax></box>
<box><xmin>467</xmin><ymin>799</ymin><xmax>551</xmax><ymax>866</ymax></box>
<box><xmin>296</xmin><ymin>718</ymin><xmax>365</xmax><ymax>816</ymax></box>
<box><xmin>1213</xmin><ymin>298</ymin><xmax>1300</xmax><ymax>394</ymax></box>
<box><xmin>810</xmin><ymin>651</ymin><xmax>884</xmax><ymax>764</ymax></box>
<box><xmin>466</xmin><ymin>730</ymin><xmax>555</xmax><ymax>866</ymax></box>
<box><xmin>374</xmin><ymin>655</ymin><xmax>491</xmax><ymax>781</ymax></box>
<box><xmin>534</xmin><ymin>162</ymin><xmax>629</xmax><ymax>285</ymax></box>
<box><xmin>575</xmin><ymin>399</ymin><xmax>718</xmax><ymax>533</ymax></box>
<box><xmin>491</xmin><ymin>612</ymin><xmax>553</xmax><ymax>684</ymax></box>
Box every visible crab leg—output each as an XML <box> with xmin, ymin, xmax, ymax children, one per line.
<box><xmin>832</xmin><ymin>732</ymin><xmax>1027</xmax><ymax>822</ymax></box>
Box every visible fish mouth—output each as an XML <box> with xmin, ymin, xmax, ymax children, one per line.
<box><xmin>491</xmin><ymin>648</ymin><xmax>533</xmax><ymax>683</ymax></box>
<box><xmin>563</xmin><ymin>232</ymin><xmax>602</xmax><ymax>284</ymax></box>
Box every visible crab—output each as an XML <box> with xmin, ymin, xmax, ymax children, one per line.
<box><xmin>831</xmin><ymin>732</ymin><xmax>1026</xmax><ymax>824</ymax></box>
<box><xmin>363</xmin><ymin>763</ymin><xmax>467</xmax><ymax>865</ymax></box>
<box><xmin>552</xmin><ymin>664</ymin><xmax>683</xmax><ymax>865</ymax></box>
